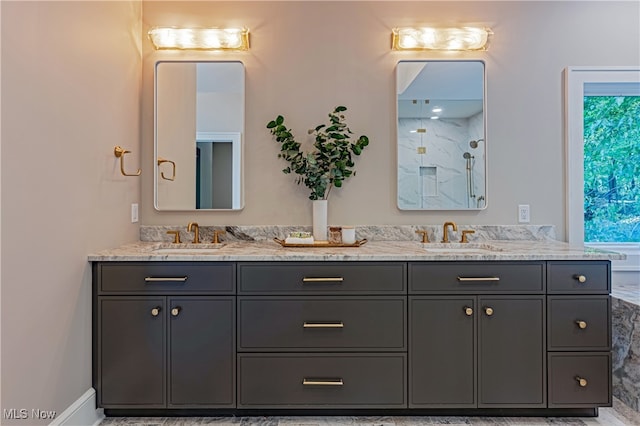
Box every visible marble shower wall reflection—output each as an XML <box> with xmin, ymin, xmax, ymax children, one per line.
<box><xmin>397</xmin><ymin>113</ymin><xmax>485</xmax><ymax>209</ymax></box>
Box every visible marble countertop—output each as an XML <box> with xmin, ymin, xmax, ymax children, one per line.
<box><xmin>88</xmin><ymin>239</ymin><xmax>625</xmax><ymax>262</ymax></box>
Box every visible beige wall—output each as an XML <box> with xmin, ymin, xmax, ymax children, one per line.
<box><xmin>0</xmin><ymin>1</ymin><xmax>638</xmax><ymax>422</ymax></box>
<box><xmin>141</xmin><ymin>1</ymin><xmax>640</xmax><ymax>240</ymax></box>
<box><xmin>1</xmin><ymin>1</ymin><xmax>141</xmax><ymax>423</ymax></box>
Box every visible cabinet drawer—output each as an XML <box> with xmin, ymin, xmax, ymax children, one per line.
<box><xmin>238</xmin><ymin>297</ymin><xmax>406</xmax><ymax>351</ymax></box>
<box><xmin>548</xmin><ymin>353</ymin><xmax>611</xmax><ymax>407</ymax></box>
<box><xmin>238</xmin><ymin>353</ymin><xmax>406</xmax><ymax>408</ymax></box>
<box><xmin>96</xmin><ymin>262</ymin><xmax>235</xmax><ymax>294</ymax></box>
<box><xmin>548</xmin><ymin>296</ymin><xmax>610</xmax><ymax>351</ymax></box>
<box><xmin>409</xmin><ymin>262</ymin><xmax>545</xmax><ymax>294</ymax></box>
<box><xmin>238</xmin><ymin>262</ymin><xmax>405</xmax><ymax>294</ymax></box>
<box><xmin>547</xmin><ymin>261</ymin><xmax>610</xmax><ymax>294</ymax></box>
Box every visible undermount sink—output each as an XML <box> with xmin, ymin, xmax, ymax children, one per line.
<box><xmin>151</xmin><ymin>243</ymin><xmax>226</xmax><ymax>254</ymax></box>
<box><xmin>419</xmin><ymin>242</ymin><xmax>503</xmax><ymax>253</ymax></box>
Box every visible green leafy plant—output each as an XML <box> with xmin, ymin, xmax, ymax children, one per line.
<box><xmin>266</xmin><ymin>105</ymin><xmax>370</xmax><ymax>200</ymax></box>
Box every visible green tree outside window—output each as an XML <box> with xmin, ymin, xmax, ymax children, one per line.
<box><xmin>583</xmin><ymin>96</ymin><xmax>640</xmax><ymax>242</ymax></box>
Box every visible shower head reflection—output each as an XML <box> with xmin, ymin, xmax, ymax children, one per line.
<box><xmin>470</xmin><ymin>139</ymin><xmax>484</xmax><ymax>149</ymax></box>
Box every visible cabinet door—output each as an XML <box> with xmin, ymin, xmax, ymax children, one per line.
<box><xmin>478</xmin><ymin>296</ymin><xmax>545</xmax><ymax>408</ymax></box>
<box><xmin>168</xmin><ymin>297</ymin><xmax>235</xmax><ymax>407</ymax></box>
<box><xmin>98</xmin><ymin>297</ymin><xmax>165</xmax><ymax>408</ymax></box>
<box><xmin>409</xmin><ymin>297</ymin><xmax>476</xmax><ymax>408</ymax></box>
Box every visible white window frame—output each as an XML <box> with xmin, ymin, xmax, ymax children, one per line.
<box><xmin>565</xmin><ymin>66</ymin><xmax>640</xmax><ymax>272</ymax></box>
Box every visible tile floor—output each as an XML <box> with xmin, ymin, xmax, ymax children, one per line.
<box><xmin>99</xmin><ymin>398</ymin><xmax>640</xmax><ymax>426</ymax></box>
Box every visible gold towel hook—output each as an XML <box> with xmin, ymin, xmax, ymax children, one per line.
<box><xmin>114</xmin><ymin>146</ymin><xmax>141</xmax><ymax>176</ymax></box>
<box><xmin>157</xmin><ymin>157</ymin><xmax>176</xmax><ymax>181</ymax></box>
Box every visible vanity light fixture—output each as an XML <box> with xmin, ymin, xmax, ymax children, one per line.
<box><xmin>391</xmin><ymin>27</ymin><xmax>491</xmax><ymax>51</ymax></box>
<box><xmin>148</xmin><ymin>27</ymin><xmax>250</xmax><ymax>51</ymax></box>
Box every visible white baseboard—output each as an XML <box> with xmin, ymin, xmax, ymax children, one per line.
<box><xmin>49</xmin><ymin>388</ymin><xmax>104</xmax><ymax>426</ymax></box>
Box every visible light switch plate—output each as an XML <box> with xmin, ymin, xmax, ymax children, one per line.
<box><xmin>131</xmin><ymin>203</ymin><xmax>139</xmax><ymax>223</ymax></box>
<box><xmin>518</xmin><ymin>204</ymin><xmax>530</xmax><ymax>223</ymax></box>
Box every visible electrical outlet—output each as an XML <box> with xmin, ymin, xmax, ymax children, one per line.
<box><xmin>131</xmin><ymin>203</ymin><xmax>139</xmax><ymax>223</ymax></box>
<box><xmin>518</xmin><ymin>204</ymin><xmax>530</xmax><ymax>223</ymax></box>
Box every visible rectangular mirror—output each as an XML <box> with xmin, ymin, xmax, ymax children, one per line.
<box><xmin>397</xmin><ymin>60</ymin><xmax>486</xmax><ymax>210</ymax></box>
<box><xmin>154</xmin><ymin>61</ymin><xmax>244</xmax><ymax>210</ymax></box>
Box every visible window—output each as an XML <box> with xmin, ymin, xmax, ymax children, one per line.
<box><xmin>566</xmin><ymin>67</ymin><xmax>640</xmax><ymax>273</ymax></box>
<box><xmin>583</xmin><ymin>88</ymin><xmax>640</xmax><ymax>243</ymax></box>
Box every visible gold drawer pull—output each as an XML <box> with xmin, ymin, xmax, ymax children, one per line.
<box><xmin>303</xmin><ymin>378</ymin><xmax>344</xmax><ymax>386</ymax></box>
<box><xmin>464</xmin><ymin>307</ymin><xmax>474</xmax><ymax>316</ymax></box>
<box><xmin>576</xmin><ymin>320</ymin><xmax>588</xmax><ymax>329</ymax></box>
<box><xmin>144</xmin><ymin>277</ymin><xmax>188</xmax><ymax>283</ymax></box>
<box><xmin>302</xmin><ymin>277</ymin><xmax>344</xmax><ymax>283</ymax></box>
<box><xmin>303</xmin><ymin>322</ymin><xmax>344</xmax><ymax>328</ymax></box>
<box><xmin>573</xmin><ymin>274</ymin><xmax>587</xmax><ymax>283</ymax></box>
<box><xmin>150</xmin><ymin>306</ymin><xmax>162</xmax><ymax>317</ymax></box>
<box><xmin>575</xmin><ymin>376</ymin><xmax>588</xmax><ymax>387</ymax></box>
<box><xmin>171</xmin><ymin>307</ymin><xmax>181</xmax><ymax>317</ymax></box>
<box><xmin>457</xmin><ymin>277</ymin><xmax>500</xmax><ymax>282</ymax></box>
<box><xmin>484</xmin><ymin>307</ymin><xmax>494</xmax><ymax>316</ymax></box>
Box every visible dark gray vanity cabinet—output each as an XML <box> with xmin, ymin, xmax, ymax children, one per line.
<box><xmin>94</xmin><ymin>262</ymin><xmax>236</xmax><ymax>409</ymax></box>
<box><xmin>92</xmin><ymin>258</ymin><xmax>613</xmax><ymax>415</ymax></box>
<box><xmin>236</xmin><ymin>262</ymin><xmax>408</xmax><ymax>409</ymax></box>
<box><xmin>547</xmin><ymin>261</ymin><xmax>612</xmax><ymax>408</ymax></box>
<box><xmin>409</xmin><ymin>262</ymin><xmax>546</xmax><ymax>408</ymax></box>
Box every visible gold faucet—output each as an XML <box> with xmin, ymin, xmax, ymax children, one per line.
<box><xmin>460</xmin><ymin>229</ymin><xmax>475</xmax><ymax>243</ymax></box>
<box><xmin>213</xmin><ymin>229</ymin><xmax>226</xmax><ymax>244</ymax></box>
<box><xmin>415</xmin><ymin>230</ymin><xmax>429</xmax><ymax>243</ymax></box>
<box><xmin>166</xmin><ymin>230</ymin><xmax>181</xmax><ymax>244</ymax></box>
<box><xmin>441</xmin><ymin>221</ymin><xmax>458</xmax><ymax>243</ymax></box>
<box><xmin>187</xmin><ymin>222</ymin><xmax>200</xmax><ymax>243</ymax></box>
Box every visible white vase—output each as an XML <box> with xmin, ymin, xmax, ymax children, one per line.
<box><xmin>312</xmin><ymin>199</ymin><xmax>328</xmax><ymax>241</ymax></box>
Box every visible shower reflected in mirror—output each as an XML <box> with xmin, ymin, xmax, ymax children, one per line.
<box><xmin>396</xmin><ymin>60</ymin><xmax>487</xmax><ymax>210</ymax></box>
<box><xmin>470</xmin><ymin>138</ymin><xmax>484</xmax><ymax>149</ymax></box>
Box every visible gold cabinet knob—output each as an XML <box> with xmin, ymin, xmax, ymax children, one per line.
<box><xmin>575</xmin><ymin>376</ymin><xmax>588</xmax><ymax>387</ymax></box>
<box><xmin>171</xmin><ymin>307</ymin><xmax>181</xmax><ymax>317</ymax></box>
<box><xmin>484</xmin><ymin>307</ymin><xmax>494</xmax><ymax>316</ymax></box>
<box><xmin>574</xmin><ymin>274</ymin><xmax>587</xmax><ymax>283</ymax></box>
<box><xmin>151</xmin><ymin>307</ymin><xmax>161</xmax><ymax>317</ymax></box>
<box><xmin>464</xmin><ymin>307</ymin><xmax>474</xmax><ymax>316</ymax></box>
<box><xmin>576</xmin><ymin>320</ymin><xmax>588</xmax><ymax>329</ymax></box>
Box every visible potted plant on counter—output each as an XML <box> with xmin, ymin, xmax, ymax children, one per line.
<box><xmin>266</xmin><ymin>105</ymin><xmax>370</xmax><ymax>241</ymax></box>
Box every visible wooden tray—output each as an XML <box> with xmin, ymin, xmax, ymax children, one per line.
<box><xmin>273</xmin><ymin>238</ymin><xmax>368</xmax><ymax>248</ymax></box>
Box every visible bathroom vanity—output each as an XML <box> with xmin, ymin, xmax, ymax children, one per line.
<box><xmin>90</xmin><ymin>236</ymin><xmax>619</xmax><ymax>417</ymax></box>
